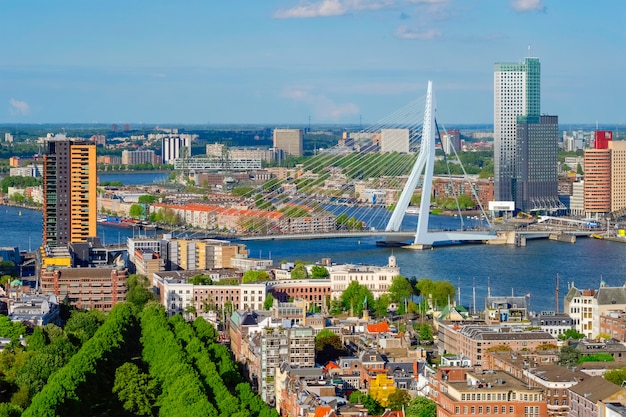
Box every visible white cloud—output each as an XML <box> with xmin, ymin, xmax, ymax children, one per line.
<box><xmin>395</xmin><ymin>24</ymin><xmax>441</xmax><ymax>40</ymax></box>
<box><xmin>274</xmin><ymin>0</ymin><xmax>394</xmax><ymax>19</ymax></box>
<box><xmin>283</xmin><ymin>87</ymin><xmax>359</xmax><ymax>120</ymax></box>
<box><xmin>510</xmin><ymin>0</ymin><xmax>546</xmax><ymax>12</ymax></box>
<box><xmin>9</xmin><ymin>98</ymin><xmax>30</xmax><ymax>116</ymax></box>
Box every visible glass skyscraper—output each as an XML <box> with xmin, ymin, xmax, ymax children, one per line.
<box><xmin>494</xmin><ymin>57</ymin><xmax>561</xmax><ymax>212</ymax></box>
<box><xmin>494</xmin><ymin>57</ymin><xmax>541</xmax><ymax>203</ymax></box>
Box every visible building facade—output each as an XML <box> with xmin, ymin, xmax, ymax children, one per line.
<box><xmin>494</xmin><ymin>57</ymin><xmax>541</xmax><ymax>203</ymax></box>
<box><xmin>329</xmin><ymin>255</ymin><xmax>400</xmax><ymax>300</ymax></box>
<box><xmin>273</xmin><ymin>129</ymin><xmax>303</xmax><ymax>157</ymax></box>
<box><xmin>584</xmin><ymin>148</ymin><xmax>611</xmax><ymax>217</ymax></box>
<box><xmin>429</xmin><ymin>367</ymin><xmax>547</xmax><ymax>417</ymax></box>
<box><xmin>121</xmin><ymin>149</ymin><xmax>157</xmax><ymax>165</ymax></box>
<box><xmin>43</xmin><ymin>136</ymin><xmax>97</xmax><ymax>246</ymax></box>
<box><xmin>39</xmin><ymin>266</ymin><xmax>128</xmax><ymax>311</ymax></box>
<box><xmin>162</xmin><ymin>135</ymin><xmax>193</xmax><ymax>164</ymax></box>
<box><xmin>515</xmin><ymin>115</ymin><xmax>561</xmax><ymax>212</ymax></box>
<box><xmin>380</xmin><ymin>129</ymin><xmax>410</xmax><ymax>153</ymax></box>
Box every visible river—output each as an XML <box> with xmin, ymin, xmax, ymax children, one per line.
<box><xmin>1</xmin><ymin>172</ymin><xmax>623</xmax><ymax>314</ymax></box>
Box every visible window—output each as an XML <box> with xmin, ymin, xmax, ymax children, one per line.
<box><xmin>471</xmin><ymin>406</ymin><xmax>475</xmax><ymax>414</ymax></box>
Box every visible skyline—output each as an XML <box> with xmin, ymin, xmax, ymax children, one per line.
<box><xmin>1</xmin><ymin>1</ymin><xmax>625</xmax><ymax>126</ymax></box>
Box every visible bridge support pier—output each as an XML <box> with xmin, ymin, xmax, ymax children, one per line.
<box><xmin>404</xmin><ymin>243</ymin><xmax>433</xmax><ymax>251</ymax></box>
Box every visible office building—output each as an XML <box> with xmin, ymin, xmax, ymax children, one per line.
<box><xmin>610</xmin><ymin>140</ymin><xmax>626</xmax><ymax>212</ymax></box>
<box><xmin>39</xmin><ymin>265</ymin><xmax>129</xmax><ymax>311</ymax></box>
<box><xmin>493</xmin><ymin>57</ymin><xmax>540</xmax><ymax>203</ymax></box>
<box><xmin>380</xmin><ymin>128</ymin><xmax>410</xmax><ymax>153</ymax></box>
<box><xmin>515</xmin><ymin>115</ymin><xmax>561</xmax><ymax>211</ymax></box>
<box><xmin>429</xmin><ymin>367</ymin><xmax>547</xmax><ymax>417</ymax></box>
<box><xmin>584</xmin><ymin>148</ymin><xmax>611</xmax><ymax>217</ymax></box>
<box><xmin>42</xmin><ymin>135</ymin><xmax>97</xmax><ymax>246</ymax></box>
<box><xmin>121</xmin><ymin>149</ymin><xmax>157</xmax><ymax>165</ymax></box>
<box><xmin>581</xmin><ymin>131</ymin><xmax>626</xmax><ymax>218</ymax></box>
<box><xmin>273</xmin><ymin>129</ymin><xmax>303</xmax><ymax>157</ymax></box>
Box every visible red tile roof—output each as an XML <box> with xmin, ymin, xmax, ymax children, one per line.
<box><xmin>367</xmin><ymin>321</ymin><xmax>391</xmax><ymax>333</ymax></box>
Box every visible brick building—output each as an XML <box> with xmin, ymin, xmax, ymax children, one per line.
<box><xmin>429</xmin><ymin>367</ymin><xmax>547</xmax><ymax>417</ymax></box>
<box><xmin>39</xmin><ymin>266</ymin><xmax>128</xmax><ymax>311</ymax></box>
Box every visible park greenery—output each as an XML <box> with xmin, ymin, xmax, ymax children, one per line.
<box><xmin>0</xmin><ymin>176</ymin><xmax>41</xmax><ymax>194</ymax></box>
<box><xmin>0</xmin><ymin>300</ymin><xmax>280</xmax><ymax>417</ymax></box>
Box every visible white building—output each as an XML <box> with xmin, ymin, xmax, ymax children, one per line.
<box><xmin>162</xmin><ymin>135</ymin><xmax>195</xmax><ymax>164</ymax></box>
<box><xmin>564</xmin><ymin>284</ymin><xmax>596</xmax><ymax>338</ymax></box>
<box><xmin>329</xmin><ymin>255</ymin><xmax>400</xmax><ymax>300</ymax></box>
<box><xmin>153</xmin><ymin>270</ymin><xmax>267</xmax><ymax>316</ymax></box>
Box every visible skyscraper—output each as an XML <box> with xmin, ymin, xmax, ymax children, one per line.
<box><xmin>515</xmin><ymin>115</ymin><xmax>560</xmax><ymax>211</ymax></box>
<box><xmin>494</xmin><ymin>57</ymin><xmax>540</xmax><ymax>203</ymax></box>
<box><xmin>43</xmin><ymin>135</ymin><xmax>97</xmax><ymax>246</ymax></box>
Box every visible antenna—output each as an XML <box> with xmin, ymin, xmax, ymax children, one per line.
<box><xmin>472</xmin><ymin>278</ymin><xmax>476</xmax><ymax>315</ymax></box>
<box><xmin>556</xmin><ymin>274</ymin><xmax>560</xmax><ymax>314</ymax></box>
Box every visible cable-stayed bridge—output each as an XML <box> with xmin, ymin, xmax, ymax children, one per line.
<box><xmin>191</xmin><ymin>81</ymin><xmax>594</xmax><ymax>247</ymax></box>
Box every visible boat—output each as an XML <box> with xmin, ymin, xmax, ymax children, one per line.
<box><xmin>18</xmin><ymin>211</ymin><xmax>22</xmax><ymax>216</ymax></box>
<box><xmin>99</xmin><ymin>216</ymin><xmax>138</xmax><ymax>228</ymax></box>
<box><xmin>405</xmin><ymin>206</ymin><xmax>420</xmax><ymax>215</ymax></box>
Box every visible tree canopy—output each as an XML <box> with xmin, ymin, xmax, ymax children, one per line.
<box><xmin>389</xmin><ymin>275</ymin><xmax>413</xmax><ymax>303</ymax></box>
<box><xmin>242</xmin><ymin>270</ymin><xmax>270</xmax><ymax>284</ymax></box>
<box><xmin>339</xmin><ymin>281</ymin><xmax>374</xmax><ymax>316</ymax></box>
<box><xmin>415</xmin><ymin>278</ymin><xmax>455</xmax><ymax>309</ymax></box>
<box><xmin>406</xmin><ymin>396</ymin><xmax>437</xmax><ymax>417</ymax></box>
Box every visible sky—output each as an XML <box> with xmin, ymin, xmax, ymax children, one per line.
<box><xmin>1</xmin><ymin>0</ymin><xmax>625</xmax><ymax>126</ymax></box>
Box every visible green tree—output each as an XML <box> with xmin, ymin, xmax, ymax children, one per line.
<box><xmin>558</xmin><ymin>329</ymin><xmax>585</xmax><ymax>341</ymax></box>
<box><xmin>310</xmin><ymin>265</ymin><xmax>329</xmax><ymax>279</ymax></box>
<box><xmin>113</xmin><ymin>362</ymin><xmax>157</xmax><ymax>416</ymax></box>
<box><xmin>315</xmin><ymin>329</ymin><xmax>346</xmax><ymax>365</ymax></box>
<box><xmin>137</xmin><ymin>195</ymin><xmax>157</xmax><ymax>204</ymax></box>
<box><xmin>415</xmin><ymin>278</ymin><xmax>455</xmax><ymax>309</ymax></box>
<box><xmin>374</xmin><ymin>293</ymin><xmax>391</xmax><ymax>319</ymax></box>
<box><xmin>559</xmin><ymin>345</ymin><xmax>581</xmax><ymax>367</ymax></box>
<box><xmin>188</xmin><ymin>274</ymin><xmax>213</xmax><ymax>285</ymax></box>
<box><xmin>387</xmin><ymin>389</ymin><xmax>411</xmax><ymax>411</ymax></box>
<box><xmin>406</xmin><ymin>396</ymin><xmax>437</xmax><ymax>417</ymax></box>
<box><xmin>362</xmin><ymin>395</ymin><xmax>384</xmax><ymax>416</ymax></box>
<box><xmin>389</xmin><ymin>275</ymin><xmax>414</xmax><ymax>303</ymax></box>
<box><xmin>604</xmin><ymin>367</ymin><xmax>626</xmax><ymax>386</ymax></box>
<box><xmin>263</xmin><ymin>293</ymin><xmax>275</xmax><ymax>310</ymax></box>
<box><xmin>129</xmin><ymin>204</ymin><xmax>144</xmax><ymax>218</ymax></box>
<box><xmin>64</xmin><ymin>309</ymin><xmax>105</xmax><ymax>345</ymax></box>
<box><xmin>290</xmin><ymin>263</ymin><xmax>308</xmax><ymax>279</ymax></box>
<box><xmin>0</xmin><ymin>403</ymin><xmax>22</xmax><ymax>417</ymax></box>
<box><xmin>242</xmin><ymin>270</ymin><xmax>270</xmax><ymax>284</ymax></box>
<box><xmin>340</xmin><ymin>281</ymin><xmax>374</xmax><ymax>316</ymax></box>
<box><xmin>125</xmin><ymin>274</ymin><xmax>157</xmax><ymax>310</ymax></box>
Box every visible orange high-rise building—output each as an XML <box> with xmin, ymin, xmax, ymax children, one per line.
<box><xmin>43</xmin><ymin>136</ymin><xmax>97</xmax><ymax>246</ymax></box>
<box><xmin>583</xmin><ymin>148</ymin><xmax>611</xmax><ymax>216</ymax></box>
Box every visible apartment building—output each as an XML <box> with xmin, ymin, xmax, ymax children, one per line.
<box><xmin>430</xmin><ymin>367</ymin><xmax>547</xmax><ymax>417</ymax></box>
<box><xmin>438</xmin><ymin>323</ymin><xmax>556</xmax><ymax>367</ymax></box>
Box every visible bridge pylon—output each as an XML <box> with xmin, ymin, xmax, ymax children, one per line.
<box><xmin>386</xmin><ymin>81</ymin><xmax>496</xmax><ymax>248</ymax></box>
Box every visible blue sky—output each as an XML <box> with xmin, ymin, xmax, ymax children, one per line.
<box><xmin>1</xmin><ymin>0</ymin><xmax>624</xmax><ymax>126</ymax></box>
